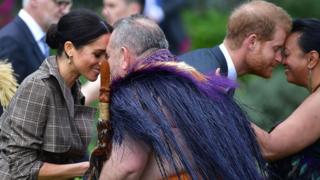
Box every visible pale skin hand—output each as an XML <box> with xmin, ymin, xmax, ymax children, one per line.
<box><xmin>252</xmin><ymin>91</ymin><xmax>320</xmax><ymax>161</ymax></box>
<box><xmin>81</xmin><ymin>76</ymin><xmax>100</xmax><ymax>106</ymax></box>
<box><xmin>38</xmin><ymin>161</ymin><xmax>89</xmax><ymax>180</ymax></box>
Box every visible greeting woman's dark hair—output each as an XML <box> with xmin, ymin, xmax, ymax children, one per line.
<box><xmin>292</xmin><ymin>18</ymin><xmax>320</xmax><ymax>53</ymax></box>
<box><xmin>46</xmin><ymin>9</ymin><xmax>113</xmax><ymax>56</ymax></box>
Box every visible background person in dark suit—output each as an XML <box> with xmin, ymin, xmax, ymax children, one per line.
<box><xmin>0</xmin><ymin>0</ymin><xmax>72</xmax><ymax>115</ymax></box>
<box><xmin>0</xmin><ymin>0</ymin><xmax>72</xmax><ymax>84</ymax></box>
<box><xmin>179</xmin><ymin>1</ymin><xmax>291</xmax><ymax>81</ymax></box>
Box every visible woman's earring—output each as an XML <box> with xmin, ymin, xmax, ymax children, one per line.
<box><xmin>68</xmin><ymin>56</ymin><xmax>72</xmax><ymax>64</ymax></box>
<box><xmin>65</xmin><ymin>51</ymin><xmax>72</xmax><ymax>64</ymax></box>
<box><xmin>308</xmin><ymin>68</ymin><xmax>312</xmax><ymax>93</ymax></box>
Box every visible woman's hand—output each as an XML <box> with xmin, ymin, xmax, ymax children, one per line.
<box><xmin>38</xmin><ymin>161</ymin><xmax>90</xmax><ymax>180</ymax></box>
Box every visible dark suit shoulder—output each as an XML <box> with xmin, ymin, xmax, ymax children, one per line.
<box><xmin>0</xmin><ymin>17</ymin><xmax>25</xmax><ymax>38</ymax></box>
<box><xmin>0</xmin><ymin>17</ymin><xmax>26</xmax><ymax>59</ymax></box>
<box><xmin>178</xmin><ymin>46</ymin><xmax>227</xmax><ymax>74</ymax></box>
<box><xmin>0</xmin><ymin>16</ymin><xmax>44</xmax><ymax>83</ymax></box>
<box><xmin>179</xmin><ymin>48</ymin><xmax>210</xmax><ymax>61</ymax></box>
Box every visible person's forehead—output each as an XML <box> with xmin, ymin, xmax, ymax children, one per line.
<box><xmin>54</xmin><ymin>0</ymin><xmax>72</xmax><ymax>3</ymax></box>
<box><xmin>104</xmin><ymin>0</ymin><xmax>126</xmax><ymax>5</ymax></box>
<box><xmin>269</xmin><ymin>28</ymin><xmax>287</xmax><ymax>45</ymax></box>
<box><xmin>106</xmin><ymin>42</ymin><xmax>113</xmax><ymax>55</ymax></box>
<box><xmin>285</xmin><ymin>33</ymin><xmax>300</xmax><ymax>48</ymax></box>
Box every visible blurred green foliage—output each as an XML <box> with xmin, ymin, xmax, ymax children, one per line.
<box><xmin>183</xmin><ymin>10</ymin><xmax>227</xmax><ymax>49</ymax></box>
<box><xmin>270</xmin><ymin>0</ymin><xmax>320</xmax><ymax>18</ymax></box>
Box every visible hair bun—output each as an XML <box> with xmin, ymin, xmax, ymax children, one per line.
<box><xmin>46</xmin><ymin>24</ymin><xmax>62</xmax><ymax>49</ymax></box>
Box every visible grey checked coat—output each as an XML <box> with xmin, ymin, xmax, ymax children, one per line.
<box><xmin>0</xmin><ymin>56</ymin><xmax>96</xmax><ymax>179</ymax></box>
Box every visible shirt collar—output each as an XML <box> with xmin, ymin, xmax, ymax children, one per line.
<box><xmin>18</xmin><ymin>9</ymin><xmax>46</xmax><ymax>42</ymax></box>
<box><xmin>219</xmin><ymin>43</ymin><xmax>237</xmax><ymax>80</ymax></box>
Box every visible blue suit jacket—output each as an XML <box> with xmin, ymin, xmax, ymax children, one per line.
<box><xmin>0</xmin><ymin>16</ymin><xmax>45</xmax><ymax>115</ymax></box>
<box><xmin>0</xmin><ymin>16</ymin><xmax>45</xmax><ymax>83</ymax></box>
<box><xmin>178</xmin><ymin>46</ymin><xmax>228</xmax><ymax>76</ymax></box>
<box><xmin>178</xmin><ymin>46</ymin><xmax>236</xmax><ymax>96</ymax></box>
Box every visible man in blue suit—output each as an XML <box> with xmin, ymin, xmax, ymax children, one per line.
<box><xmin>0</xmin><ymin>0</ymin><xmax>72</xmax><ymax>115</ymax></box>
<box><xmin>179</xmin><ymin>1</ymin><xmax>291</xmax><ymax>81</ymax></box>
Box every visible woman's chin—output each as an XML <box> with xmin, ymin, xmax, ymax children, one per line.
<box><xmin>284</xmin><ymin>71</ymin><xmax>290</xmax><ymax>80</ymax></box>
<box><xmin>284</xmin><ymin>73</ymin><xmax>291</xmax><ymax>82</ymax></box>
<box><xmin>286</xmin><ymin>76</ymin><xmax>296</xmax><ymax>84</ymax></box>
<box><xmin>86</xmin><ymin>74</ymin><xmax>99</xmax><ymax>82</ymax></box>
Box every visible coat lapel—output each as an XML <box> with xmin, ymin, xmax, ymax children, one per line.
<box><xmin>211</xmin><ymin>46</ymin><xmax>228</xmax><ymax>76</ymax></box>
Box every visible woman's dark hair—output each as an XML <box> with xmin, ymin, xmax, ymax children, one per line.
<box><xmin>292</xmin><ymin>18</ymin><xmax>320</xmax><ymax>53</ymax></box>
<box><xmin>46</xmin><ymin>9</ymin><xmax>113</xmax><ymax>56</ymax></box>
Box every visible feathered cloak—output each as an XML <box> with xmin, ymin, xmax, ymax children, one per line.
<box><xmin>109</xmin><ymin>61</ymin><xmax>267</xmax><ymax>179</ymax></box>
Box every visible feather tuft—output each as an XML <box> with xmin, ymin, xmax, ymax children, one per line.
<box><xmin>0</xmin><ymin>60</ymin><xmax>18</xmax><ymax>108</ymax></box>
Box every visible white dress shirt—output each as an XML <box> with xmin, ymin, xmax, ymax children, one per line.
<box><xmin>219</xmin><ymin>43</ymin><xmax>237</xmax><ymax>80</ymax></box>
<box><xmin>18</xmin><ymin>9</ymin><xmax>48</xmax><ymax>57</ymax></box>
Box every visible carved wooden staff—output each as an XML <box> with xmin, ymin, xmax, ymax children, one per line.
<box><xmin>87</xmin><ymin>58</ymin><xmax>113</xmax><ymax>180</ymax></box>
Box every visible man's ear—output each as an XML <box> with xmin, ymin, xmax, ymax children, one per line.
<box><xmin>245</xmin><ymin>33</ymin><xmax>258</xmax><ymax>51</ymax></box>
<box><xmin>120</xmin><ymin>46</ymin><xmax>131</xmax><ymax>70</ymax></box>
<box><xmin>28</xmin><ymin>0</ymin><xmax>38</xmax><ymax>8</ymax></box>
<box><xmin>129</xmin><ymin>3</ymin><xmax>142</xmax><ymax>15</ymax></box>
<box><xmin>64</xmin><ymin>41</ymin><xmax>74</xmax><ymax>57</ymax></box>
<box><xmin>307</xmin><ymin>50</ymin><xmax>320</xmax><ymax>69</ymax></box>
